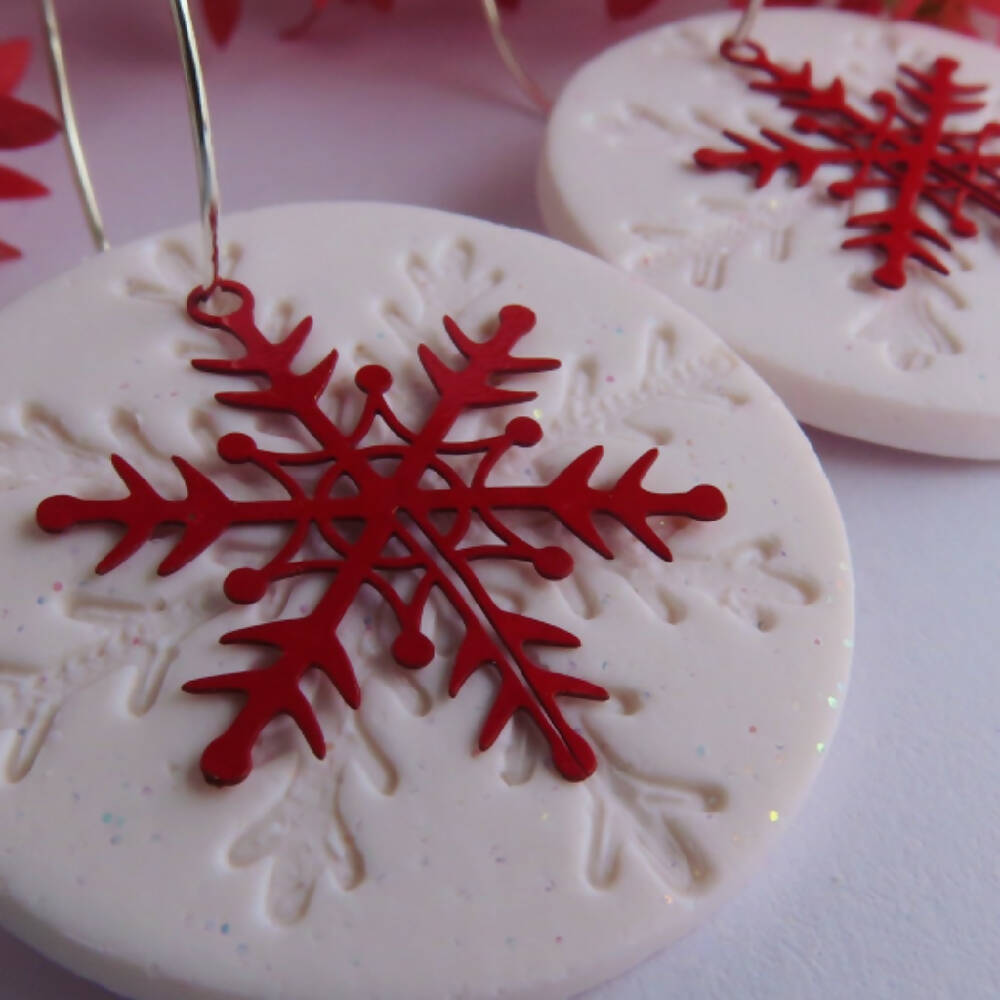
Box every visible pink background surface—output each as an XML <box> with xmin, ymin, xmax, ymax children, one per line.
<box><xmin>1</xmin><ymin>2</ymin><xmax>998</xmax><ymax>998</ymax></box>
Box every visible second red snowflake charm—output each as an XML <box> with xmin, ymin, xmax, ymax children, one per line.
<box><xmin>694</xmin><ymin>38</ymin><xmax>1000</xmax><ymax>289</ymax></box>
<box><xmin>540</xmin><ymin>8</ymin><xmax>1000</xmax><ymax>457</ymax></box>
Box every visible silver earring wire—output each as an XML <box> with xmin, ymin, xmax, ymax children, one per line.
<box><xmin>40</xmin><ymin>0</ymin><xmax>108</xmax><ymax>252</ymax></box>
<box><xmin>169</xmin><ymin>0</ymin><xmax>221</xmax><ymax>285</ymax></box>
<box><xmin>480</xmin><ymin>0</ymin><xmax>551</xmax><ymax>115</ymax></box>
<box><xmin>39</xmin><ymin>0</ymin><xmax>221</xmax><ymax>285</ymax></box>
<box><xmin>482</xmin><ymin>0</ymin><xmax>766</xmax><ymax>114</ymax></box>
<box><xmin>729</xmin><ymin>0</ymin><xmax>765</xmax><ymax>45</ymax></box>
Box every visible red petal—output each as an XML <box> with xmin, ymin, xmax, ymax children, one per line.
<box><xmin>0</xmin><ymin>38</ymin><xmax>31</xmax><ymax>96</ymax></box>
<box><xmin>0</xmin><ymin>95</ymin><xmax>60</xmax><ymax>149</ymax></box>
<box><xmin>606</xmin><ymin>0</ymin><xmax>659</xmax><ymax>17</ymax></box>
<box><xmin>202</xmin><ymin>0</ymin><xmax>242</xmax><ymax>46</ymax></box>
<box><xmin>0</xmin><ymin>239</ymin><xmax>21</xmax><ymax>261</ymax></box>
<box><xmin>283</xmin><ymin>0</ymin><xmax>393</xmax><ymax>39</ymax></box>
<box><xmin>0</xmin><ymin>164</ymin><xmax>48</xmax><ymax>198</ymax></box>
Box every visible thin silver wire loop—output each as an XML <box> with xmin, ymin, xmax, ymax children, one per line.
<box><xmin>480</xmin><ymin>0</ymin><xmax>551</xmax><ymax>115</ymax></box>
<box><xmin>170</xmin><ymin>0</ymin><xmax>221</xmax><ymax>285</ymax></box>
<box><xmin>728</xmin><ymin>0</ymin><xmax>766</xmax><ymax>45</ymax></box>
<box><xmin>39</xmin><ymin>0</ymin><xmax>220</xmax><ymax>284</ymax></box>
<box><xmin>40</xmin><ymin>0</ymin><xmax>108</xmax><ymax>252</ymax></box>
<box><xmin>482</xmin><ymin>0</ymin><xmax>766</xmax><ymax>113</ymax></box>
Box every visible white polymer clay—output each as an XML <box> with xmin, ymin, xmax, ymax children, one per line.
<box><xmin>0</xmin><ymin>203</ymin><xmax>851</xmax><ymax>1000</ymax></box>
<box><xmin>540</xmin><ymin>8</ymin><xmax>1000</xmax><ymax>459</ymax></box>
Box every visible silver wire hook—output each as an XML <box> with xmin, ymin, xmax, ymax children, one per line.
<box><xmin>480</xmin><ymin>0</ymin><xmax>551</xmax><ymax>115</ymax></box>
<box><xmin>40</xmin><ymin>0</ymin><xmax>107</xmax><ymax>253</ymax></box>
<box><xmin>39</xmin><ymin>0</ymin><xmax>221</xmax><ymax>285</ymax></box>
<box><xmin>728</xmin><ymin>0</ymin><xmax>766</xmax><ymax>46</ymax></box>
<box><xmin>482</xmin><ymin>0</ymin><xmax>766</xmax><ymax>114</ymax></box>
<box><xmin>169</xmin><ymin>0</ymin><xmax>221</xmax><ymax>286</ymax></box>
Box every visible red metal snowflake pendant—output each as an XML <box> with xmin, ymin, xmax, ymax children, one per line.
<box><xmin>694</xmin><ymin>39</ymin><xmax>1000</xmax><ymax>290</ymax></box>
<box><xmin>36</xmin><ymin>280</ymin><xmax>726</xmax><ymax>786</ymax></box>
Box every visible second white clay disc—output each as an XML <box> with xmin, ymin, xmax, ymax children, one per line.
<box><xmin>540</xmin><ymin>9</ymin><xmax>1000</xmax><ymax>459</ymax></box>
<box><xmin>0</xmin><ymin>203</ymin><xmax>851</xmax><ymax>999</ymax></box>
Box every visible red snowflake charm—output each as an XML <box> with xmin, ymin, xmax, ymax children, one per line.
<box><xmin>37</xmin><ymin>280</ymin><xmax>726</xmax><ymax>786</ymax></box>
<box><xmin>694</xmin><ymin>39</ymin><xmax>1000</xmax><ymax>289</ymax></box>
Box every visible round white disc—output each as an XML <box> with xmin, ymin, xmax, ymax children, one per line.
<box><xmin>540</xmin><ymin>9</ymin><xmax>1000</xmax><ymax>459</ymax></box>
<box><xmin>0</xmin><ymin>202</ymin><xmax>852</xmax><ymax>999</ymax></box>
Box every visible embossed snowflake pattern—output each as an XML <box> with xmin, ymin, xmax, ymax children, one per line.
<box><xmin>695</xmin><ymin>39</ymin><xmax>1000</xmax><ymax>289</ymax></box>
<box><xmin>621</xmin><ymin>197</ymin><xmax>803</xmax><ymax>290</ymax></box>
<box><xmin>0</xmin><ymin>585</ymin><xmax>226</xmax><ymax>782</ymax></box>
<box><xmin>227</xmin><ymin>688</ymin><xmax>397</xmax><ymax>923</ymax></box>
<box><xmin>378</xmin><ymin>239</ymin><xmax>504</xmax><ymax>345</ymax></box>
<box><xmin>549</xmin><ymin>324</ymin><xmax>748</xmax><ymax>437</ymax></box>
<box><xmin>36</xmin><ymin>279</ymin><xmax>726</xmax><ymax>786</ymax></box>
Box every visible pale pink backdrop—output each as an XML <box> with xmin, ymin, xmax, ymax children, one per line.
<box><xmin>1</xmin><ymin>2</ymin><xmax>997</xmax><ymax>999</ymax></box>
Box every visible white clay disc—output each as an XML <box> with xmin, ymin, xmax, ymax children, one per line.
<box><xmin>0</xmin><ymin>202</ymin><xmax>852</xmax><ymax>1000</ymax></box>
<box><xmin>540</xmin><ymin>9</ymin><xmax>1000</xmax><ymax>459</ymax></box>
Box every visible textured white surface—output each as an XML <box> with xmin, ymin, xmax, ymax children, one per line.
<box><xmin>0</xmin><ymin>201</ymin><xmax>850</xmax><ymax>1000</ymax></box>
<box><xmin>0</xmin><ymin>2</ymin><xmax>996</xmax><ymax>999</ymax></box>
<box><xmin>540</xmin><ymin>9</ymin><xmax>1000</xmax><ymax>458</ymax></box>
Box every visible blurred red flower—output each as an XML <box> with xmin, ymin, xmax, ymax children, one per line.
<box><xmin>202</xmin><ymin>0</ymin><xmax>1000</xmax><ymax>45</ymax></box>
<box><xmin>201</xmin><ymin>0</ymin><xmax>668</xmax><ymax>46</ymax></box>
<box><xmin>0</xmin><ymin>38</ymin><xmax>60</xmax><ymax>263</ymax></box>
<box><xmin>202</xmin><ymin>0</ymin><xmax>394</xmax><ymax>45</ymax></box>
